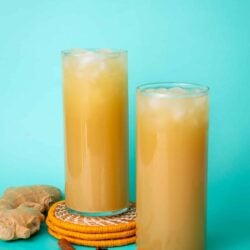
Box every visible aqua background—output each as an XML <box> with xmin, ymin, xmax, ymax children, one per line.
<box><xmin>0</xmin><ymin>0</ymin><xmax>250</xmax><ymax>249</ymax></box>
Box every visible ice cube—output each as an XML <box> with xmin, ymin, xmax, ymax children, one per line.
<box><xmin>69</xmin><ymin>48</ymin><xmax>87</xmax><ymax>55</ymax></box>
<box><xmin>143</xmin><ymin>87</ymin><xmax>190</xmax><ymax>98</ymax></box>
<box><xmin>148</xmin><ymin>96</ymin><xmax>160</xmax><ymax>109</ymax></box>
<box><xmin>156</xmin><ymin>88</ymin><xmax>176</xmax><ymax>98</ymax></box>
<box><xmin>168</xmin><ymin>87</ymin><xmax>188</xmax><ymax>97</ymax></box>
<box><xmin>98</xmin><ymin>48</ymin><xmax>113</xmax><ymax>54</ymax></box>
<box><xmin>157</xmin><ymin>88</ymin><xmax>168</xmax><ymax>93</ymax></box>
<box><xmin>78</xmin><ymin>51</ymin><xmax>99</xmax><ymax>65</ymax></box>
<box><xmin>144</xmin><ymin>88</ymin><xmax>154</xmax><ymax>94</ymax></box>
<box><xmin>173</xmin><ymin>105</ymin><xmax>187</xmax><ymax>121</ymax></box>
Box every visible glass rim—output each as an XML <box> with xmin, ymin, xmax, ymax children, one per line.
<box><xmin>137</xmin><ymin>82</ymin><xmax>209</xmax><ymax>98</ymax></box>
<box><xmin>61</xmin><ymin>48</ymin><xmax>127</xmax><ymax>57</ymax></box>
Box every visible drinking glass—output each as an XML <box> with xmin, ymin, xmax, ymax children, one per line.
<box><xmin>62</xmin><ymin>49</ymin><xmax>129</xmax><ymax>216</ymax></box>
<box><xmin>136</xmin><ymin>82</ymin><xmax>209</xmax><ymax>249</ymax></box>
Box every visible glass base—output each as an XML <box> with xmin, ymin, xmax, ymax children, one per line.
<box><xmin>66</xmin><ymin>206</ymin><xmax>129</xmax><ymax>217</ymax></box>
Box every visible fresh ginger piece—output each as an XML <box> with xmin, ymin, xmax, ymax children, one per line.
<box><xmin>0</xmin><ymin>185</ymin><xmax>61</xmax><ymax>240</ymax></box>
<box><xmin>58</xmin><ymin>238</ymin><xmax>76</xmax><ymax>250</ymax></box>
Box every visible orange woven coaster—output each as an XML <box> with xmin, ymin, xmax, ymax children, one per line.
<box><xmin>46</xmin><ymin>200</ymin><xmax>136</xmax><ymax>247</ymax></box>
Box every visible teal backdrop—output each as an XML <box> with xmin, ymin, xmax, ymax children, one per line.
<box><xmin>0</xmin><ymin>0</ymin><xmax>250</xmax><ymax>249</ymax></box>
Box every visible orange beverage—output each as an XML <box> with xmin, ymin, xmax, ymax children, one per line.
<box><xmin>136</xmin><ymin>83</ymin><xmax>209</xmax><ymax>250</ymax></box>
<box><xmin>63</xmin><ymin>49</ymin><xmax>129</xmax><ymax>215</ymax></box>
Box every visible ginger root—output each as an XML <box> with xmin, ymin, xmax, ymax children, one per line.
<box><xmin>0</xmin><ymin>185</ymin><xmax>61</xmax><ymax>241</ymax></box>
<box><xmin>58</xmin><ymin>238</ymin><xmax>76</xmax><ymax>250</ymax></box>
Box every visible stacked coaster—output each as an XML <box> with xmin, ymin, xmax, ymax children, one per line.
<box><xmin>46</xmin><ymin>201</ymin><xmax>136</xmax><ymax>248</ymax></box>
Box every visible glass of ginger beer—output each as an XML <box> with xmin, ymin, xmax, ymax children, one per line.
<box><xmin>136</xmin><ymin>82</ymin><xmax>209</xmax><ymax>250</ymax></box>
<box><xmin>62</xmin><ymin>49</ymin><xmax>129</xmax><ymax>216</ymax></box>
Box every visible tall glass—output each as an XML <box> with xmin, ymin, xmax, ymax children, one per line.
<box><xmin>136</xmin><ymin>83</ymin><xmax>209</xmax><ymax>249</ymax></box>
<box><xmin>62</xmin><ymin>49</ymin><xmax>129</xmax><ymax>216</ymax></box>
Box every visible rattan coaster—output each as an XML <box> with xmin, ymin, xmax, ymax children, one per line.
<box><xmin>46</xmin><ymin>200</ymin><xmax>136</xmax><ymax>247</ymax></box>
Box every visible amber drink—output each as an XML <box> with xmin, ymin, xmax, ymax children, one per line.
<box><xmin>63</xmin><ymin>49</ymin><xmax>128</xmax><ymax>215</ymax></box>
<box><xmin>136</xmin><ymin>83</ymin><xmax>209</xmax><ymax>250</ymax></box>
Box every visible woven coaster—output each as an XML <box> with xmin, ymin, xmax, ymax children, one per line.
<box><xmin>46</xmin><ymin>200</ymin><xmax>136</xmax><ymax>247</ymax></box>
<box><xmin>46</xmin><ymin>218</ymin><xmax>136</xmax><ymax>240</ymax></box>
<box><xmin>48</xmin><ymin>228</ymin><xmax>136</xmax><ymax>247</ymax></box>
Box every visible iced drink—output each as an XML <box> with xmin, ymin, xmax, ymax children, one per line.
<box><xmin>136</xmin><ymin>83</ymin><xmax>209</xmax><ymax>250</ymax></box>
<box><xmin>63</xmin><ymin>49</ymin><xmax>129</xmax><ymax>215</ymax></box>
